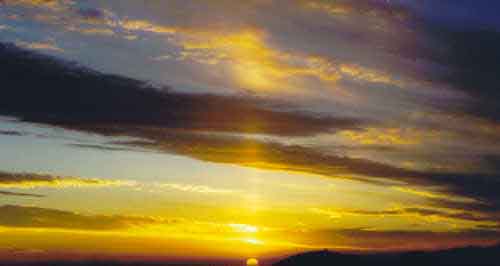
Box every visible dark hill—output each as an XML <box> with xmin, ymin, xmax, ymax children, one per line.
<box><xmin>274</xmin><ymin>245</ymin><xmax>500</xmax><ymax>266</ymax></box>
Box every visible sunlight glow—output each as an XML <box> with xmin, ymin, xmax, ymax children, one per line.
<box><xmin>229</xmin><ymin>223</ymin><xmax>259</xmax><ymax>233</ymax></box>
<box><xmin>246</xmin><ymin>258</ymin><xmax>259</xmax><ymax>266</ymax></box>
<box><xmin>243</xmin><ymin>238</ymin><xmax>264</xmax><ymax>245</ymax></box>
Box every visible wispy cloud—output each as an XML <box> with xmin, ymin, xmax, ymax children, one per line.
<box><xmin>158</xmin><ymin>183</ymin><xmax>236</xmax><ymax>195</ymax></box>
<box><xmin>15</xmin><ymin>40</ymin><xmax>64</xmax><ymax>52</ymax></box>
<box><xmin>0</xmin><ymin>205</ymin><xmax>174</xmax><ymax>231</ymax></box>
<box><xmin>310</xmin><ymin>206</ymin><xmax>496</xmax><ymax>225</ymax></box>
<box><xmin>0</xmin><ymin>190</ymin><xmax>44</xmax><ymax>198</ymax></box>
<box><xmin>0</xmin><ymin>171</ymin><xmax>135</xmax><ymax>189</ymax></box>
<box><xmin>0</xmin><ymin>0</ymin><xmax>71</xmax><ymax>11</ymax></box>
<box><xmin>307</xmin><ymin>227</ymin><xmax>500</xmax><ymax>251</ymax></box>
<box><xmin>65</xmin><ymin>26</ymin><xmax>115</xmax><ymax>36</ymax></box>
<box><xmin>0</xmin><ymin>130</ymin><xmax>25</xmax><ymax>136</ymax></box>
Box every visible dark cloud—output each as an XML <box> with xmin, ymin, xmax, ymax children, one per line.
<box><xmin>0</xmin><ymin>171</ymin><xmax>129</xmax><ymax>188</ymax></box>
<box><xmin>0</xmin><ymin>130</ymin><xmax>25</xmax><ymax>136</ymax></box>
<box><xmin>345</xmin><ymin>207</ymin><xmax>493</xmax><ymax>223</ymax></box>
<box><xmin>75</xmin><ymin>7</ymin><xmax>106</xmax><ymax>20</ymax></box>
<box><xmin>0</xmin><ymin>205</ymin><xmax>175</xmax><ymax>231</ymax></box>
<box><xmin>311</xmin><ymin>0</ymin><xmax>413</xmax><ymax>19</ymax></box>
<box><xmin>403</xmin><ymin>0</ymin><xmax>500</xmax><ymax>30</ymax></box>
<box><xmin>0</xmin><ymin>190</ymin><xmax>44</xmax><ymax>198</ymax></box>
<box><xmin>0</xmin><ymin>42</ymin><xmax>363</xmax><ymax>138</ymax></box>
<box><xmin>307</xmin><ymin>228</ymin><xmax>500</xmax><ymax>251</ymax></box>
<box><xmin>116</xmin><ymin>129</ymin><xmax>500</xmax><ymax>217</ymax></box>
<box><xmin>446</xmin><ymin>30</ymin><xmax>500</xmax><ymax>123</ymax></box>
<box><xmin>67</xmin><ymin>143</ymin><xmax>141</xmax><ymax>152</ymax></box>
<box><xmin>396</xmin><ymin>7</ymin><xmax>500</xmax><ymax>124</ymax></box>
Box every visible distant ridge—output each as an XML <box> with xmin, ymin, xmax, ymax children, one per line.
<box><xmin>274</xmin><ymin>245</ymin><xmax>500</xmax><ymax>266</ymax></box>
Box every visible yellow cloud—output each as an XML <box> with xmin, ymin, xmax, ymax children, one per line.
<box><xmin>392</xmin><ymin>186</ymin><xmax>477</xmax><ymax>204</ymax></box>
<box><xmin>66</xmin><ymin>26</ymin><xmax>115</xmax><ymax>36</ymax></box>
<box><xmin>305</xmin><ymin>1</ymin><xmax>353</xmax><ymax>16</ymax></box>
<box><xmin>340</xmin><ymin>64</ymin><xmax>398</xmax><ymax>85</ymax></box>
<box><xmin>120</xmin><ymin>19</ymin><xmax>178</xmax><ymax>34</ymax></box>
<box><xmin>338</xmin><ymin>127</ymin><xmax>439</xmax><ymax>146</ymax></box>
<box><xmin>309</xmin><ymin>206</ymin><xmax>496</xmax><ymax>232</ymax></box>
<box><xmin>158</xmin><ymin>182</ymin><xmax>236</xmax><ymax>194</ymax></box>
<box><xmin>117</xmin><ymin>18</ymin><xmax>399</xmax><ymax>91</ymax></box>
<box><xmin>176</xmin><ymin>29</ymin><xmax>343</xmax><ymax>90</ymax></box>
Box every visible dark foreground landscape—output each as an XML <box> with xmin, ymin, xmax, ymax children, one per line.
<box><xmin>275</xmin><ymin>245</ymin><xmax>500</xmax><ymax>266</ymax></box>
<box><xmin>0</xmin><ymin>245</ymin><xmax>499</xmax><ymax>266</ymax></box>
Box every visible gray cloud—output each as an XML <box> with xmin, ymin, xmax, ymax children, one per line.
<box><xmin>0</xmin><ymin>190</ymin><xmax>44</xmax><ymax>198</ymax></box>
<box><xmin>0</xmin><ymin>205</ymin><xmax>176</xmax><ymax>231</ymax></box>
<box><xmin>0</xmin><ymin>171</ymin><xmax>132</xmax><ymax>188</ymax></box>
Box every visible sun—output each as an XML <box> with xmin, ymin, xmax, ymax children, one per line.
<box><xmin>246</xmin><ymin>258</ymin><xmax>259</xmax><ymax>266</ymax></box>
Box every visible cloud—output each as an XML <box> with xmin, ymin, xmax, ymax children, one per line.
<box><xmin>1</xmin><ymin>32</ymin><xmax>500</xmax><ymax>227</ymax></box>
<box><xmin>65</xmin><ymin>26</ymin><xmax>115</xmax><ymax>36</ymax></box>
<box><xmin>119</xmin><ymin>21</ymin><xmax>401</xmax><ymax>90</ymax></box>
<box><xmin>120</xmin><ymin>19</ymin><xmax>178</xmax><ymax>35</ymax></box>
<box><xmin>0</xmin><ymin>130</ymin><xmax>25</xmax><ymax>136</ymax></box>
<box><xmin>0</xmin><ymin>0</ymin><xmax>71</xmax><ymax>11</ymax></box>
<box><xmin>309</xmin><ymin>228</ymin><xmax>500</xmax><ymax>250</ymax></box>
<box><xmin>392</xmin><ymin>186</ymin><xmax>460</xmax><ymax>201</ymax></box>
<box><xmin>75</xmin><ymin>7</ymin><xmax>111</xmax><ymax>22</ymax></box>
<box><xmin>0</xmin><ymin>190</ymin><xmax>44</xmax><ymax>198</ymax></box>
<box><xmin>2</xmin><ymin>41</ymin><xmax>500</xmax><ymax>218</ymax></box>
<box><xmin>0</xmin><ymin>205</ymin><xmax>174</xmax><ymax>231</ymax></box>
<box><xmin>310</xmin><ymin>206</ymin><xmax>496</xmax><ymax>225</ymax></box>
<box><xmin>158</xmin><ymin>183</ymin><xmax>236</xmax><ymax>195</ymax></box>
<box><xmin>0</xmin><ymin>42</ymin><xmax>363</xmax><ymax>137</ymax></box>
<box><xmin>0</xmin><ymin>171</ymin><xmax>134</xmax><ymax>189</ymax></box>
<box><xmin>67</xmin><ymin>143</ymin><xmax>141</xmax><ymax>152</ymax></box>
<box><xmin>0</xmin><ymin>204</ymin><xmax>265</xmax><ymax>240</ymax></box>
<box><xmin>302</xmin><ymin>0</ymin><xmax>412</xmax><ymax>21</ymax></box>
<box><xmin>15</xmin><ymin>40</ymin><xmax>64</xmax><ymax>52</ymax></box>
<box><xmin>432</xmin><ymin>28</ymin><xmax>500</xmax><ymax>124</ymax></box>
<box><xmin>338</xmin><ymin>127</ymin><xmax>440</xmax><ymax>146</ymax></box>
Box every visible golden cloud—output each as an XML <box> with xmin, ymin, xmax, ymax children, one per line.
<box><xmin>338</xmin><ymin>127</ymin><xmax>441</xmax><ymax>146</ymax></box>
<box><xmin>310</xmin><ymin>206</ymin><xmax>496</xmax><ymax>230</ymax></box>
<box><xmin>158</xmin><ymin>182</ymin><xmax>236</xmax><ymax>194</ymax></box>
<box><xmin>116</xmin><ymin>17</ymin><xmax>400</xmax><ymax>91</ymax></box>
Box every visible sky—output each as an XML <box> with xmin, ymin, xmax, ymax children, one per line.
<box><xmin>0</xmin><ymin>0</ymin><xmax>500</xmax><ymax>264</ymax></box>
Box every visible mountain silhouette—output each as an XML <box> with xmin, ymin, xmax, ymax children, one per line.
<box><xmin>274</xmin><ymin>245</ymin><xmax>500</xmax><ymax>266</ymax></box>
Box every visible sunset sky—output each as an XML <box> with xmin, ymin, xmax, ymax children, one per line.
<box><xmin>0</xmin><ymin>0</ymin><xmax>500</xmax><ymax>263</ymax></box>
